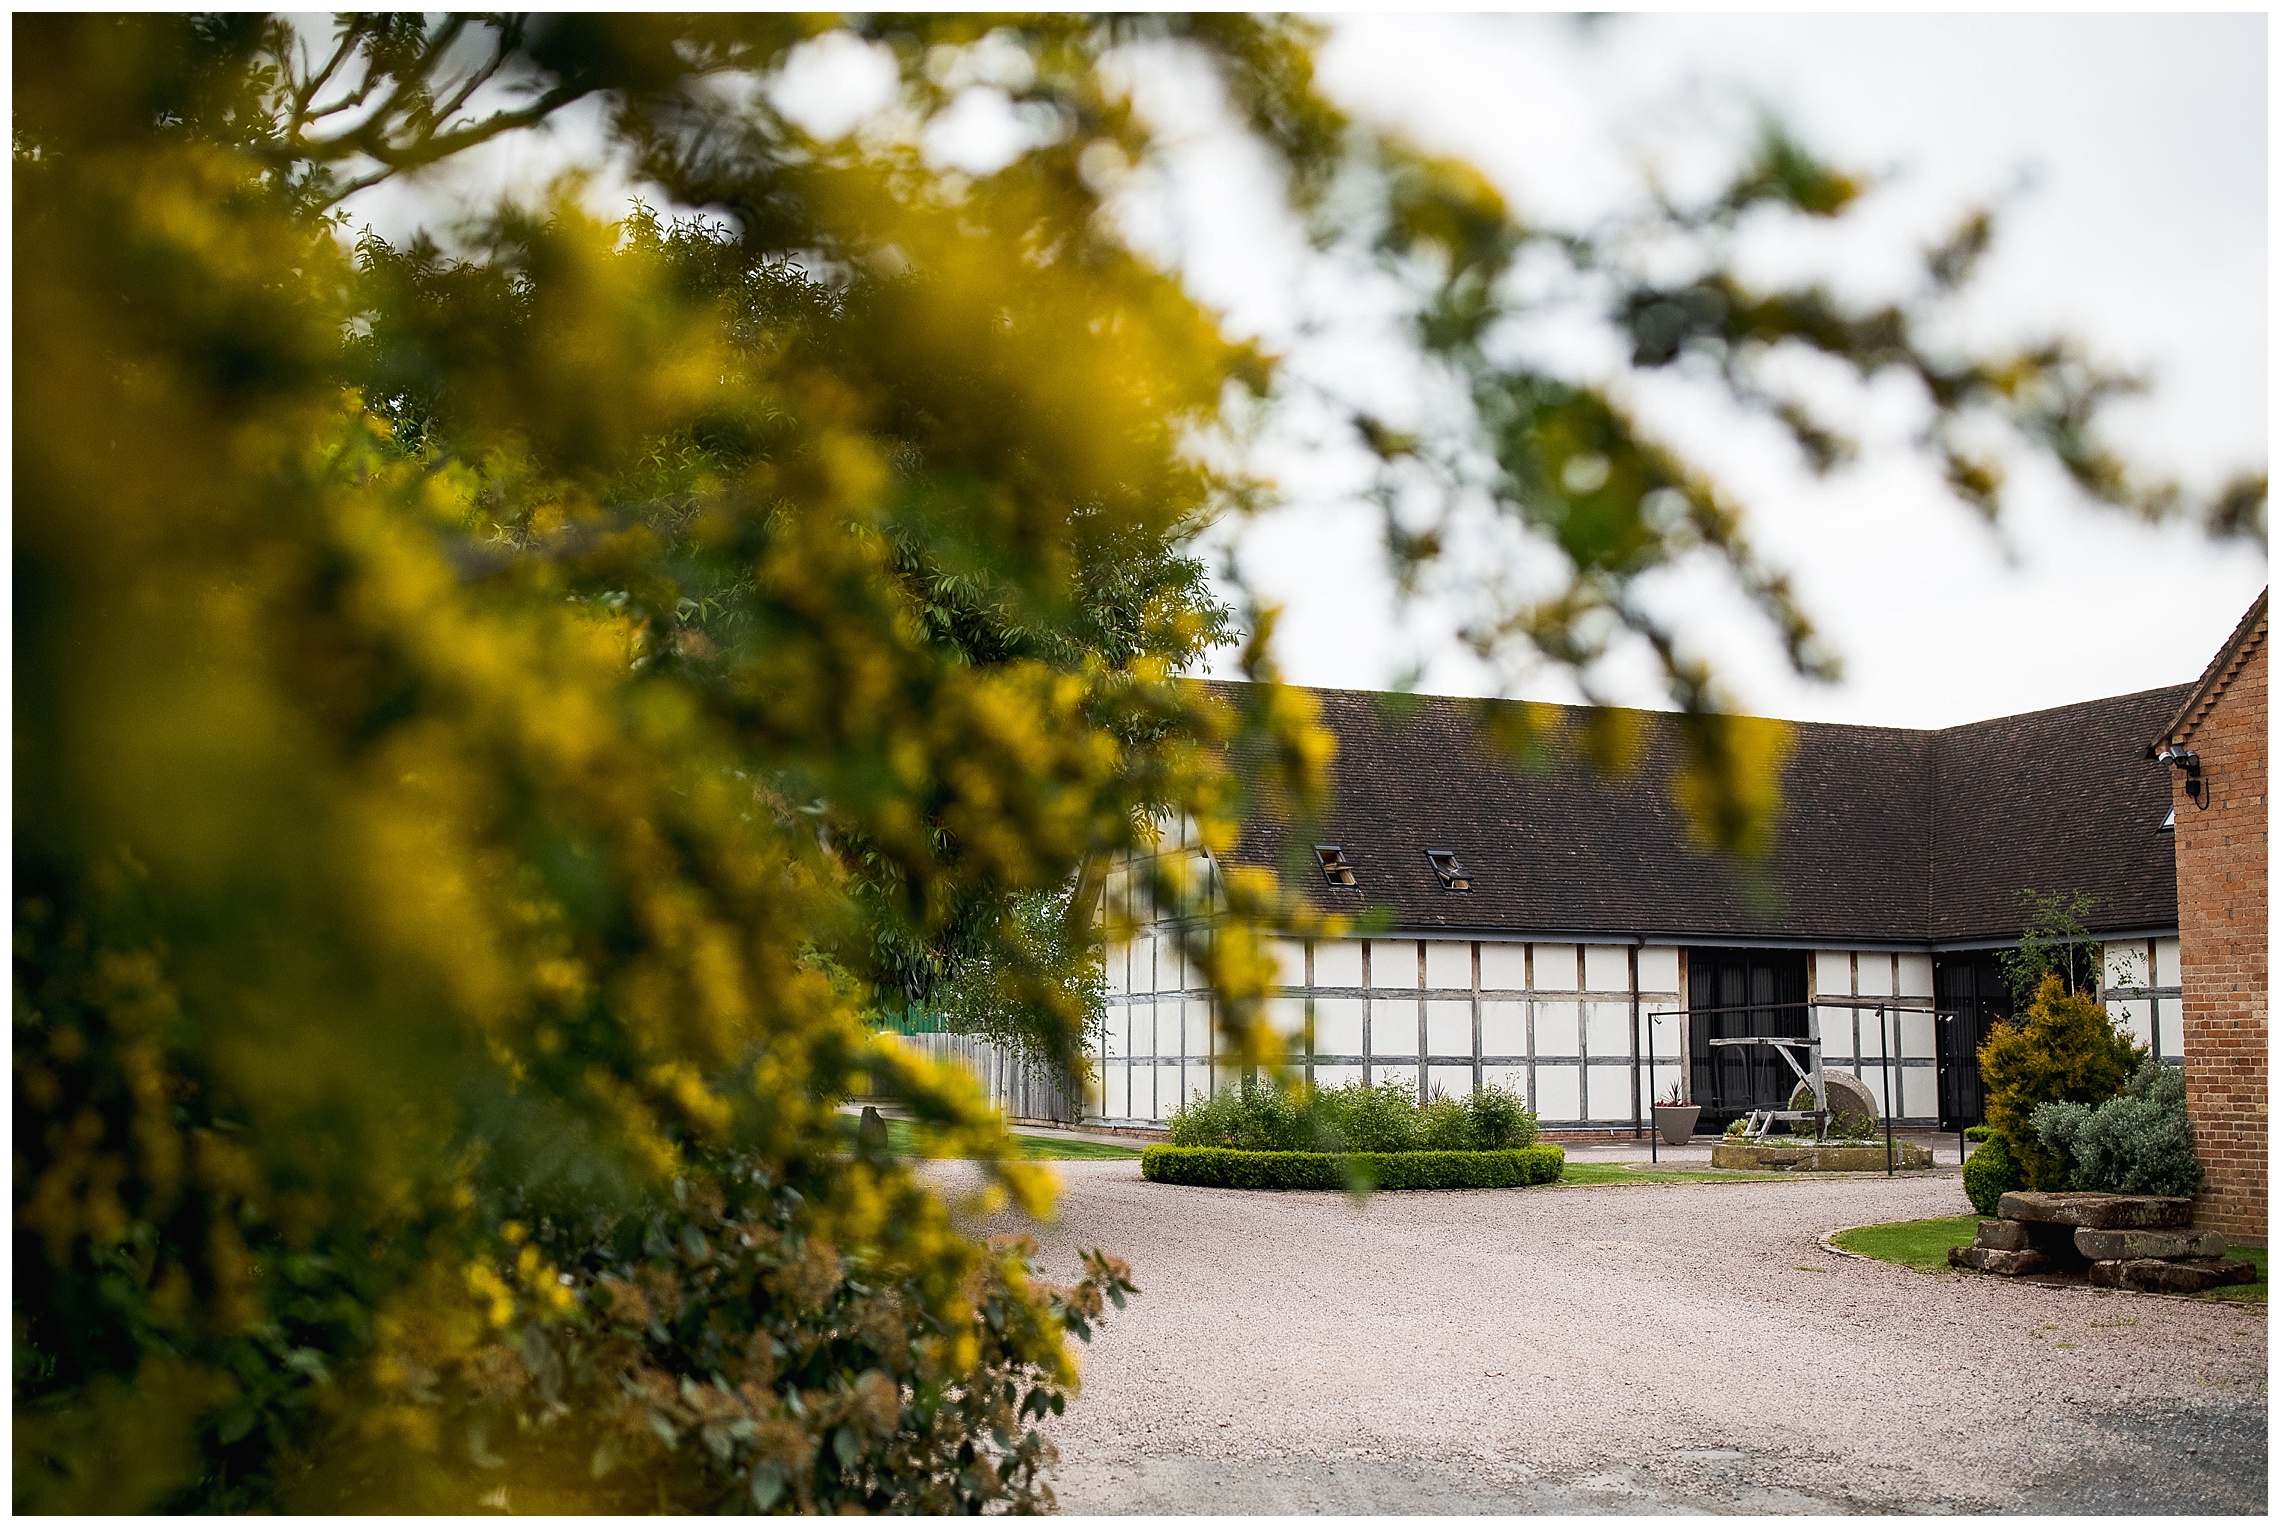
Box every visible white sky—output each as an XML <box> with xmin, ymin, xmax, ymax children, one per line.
<box><xmin>341</xmin><ymin>14</ymin><xmax>2270</xmax><ymax>731</ymax></box>
<box><xmin>1190</xmin><ymin>13</ymin><xmax>2270</xmax><ymax>728</ymax></box>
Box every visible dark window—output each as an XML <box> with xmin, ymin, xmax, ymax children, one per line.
<box><xmin>1934</xmin><ymin>952</ymin><xmax>2010</xmax><ymax>1129</ymax></box>
<box><xmin>1313</xmin><ymin>844</ymin><xmax>1356</xmax><ymax>887</ymax></box>
<box><xmin>1687</xmin><ymin>949</ymin><xmax>1810</xmax><ymax>1129</ymax></box>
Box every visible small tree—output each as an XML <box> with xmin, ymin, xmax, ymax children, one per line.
<box><xmin>1978</xmin><ymin>975</ymin><xmax>2145</xmax><ymax>1189</ymax></box>
<box><xmin>1998</xmin><ymin>888</ymin><xmax>2104</xmax><ymax>1007</ymax></box>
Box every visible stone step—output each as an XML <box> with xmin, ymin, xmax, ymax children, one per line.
<box><xmin>2074</xmin><ymin>1227</ymin><xmax>2228</xmax><ymax>1262</ymax></box>
<box><xmin>1973</xmin><ymin>1219</ymin><xmax>2032</xmax><ymax>1252</ymax></box>
<box><xmin>2086</xmin><ymin>1258</ymin><xmax>2260</xmax><ymax>1295</ymax></box>
<box><xmin>1949</xmin><ymin>1245</ymin><xmax>2050</xmax><ymax>1276</ymax></box>
<box><xmin>1997</xmin><ymin>1191</ymin><xmax>2192</xmax><ymax>1230</ymax></box>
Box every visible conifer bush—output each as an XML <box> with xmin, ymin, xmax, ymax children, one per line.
<box><xmin>1976</xmin><ymin>976</ymin><xmax>2145</xmax><ymax>1190</ymax></box>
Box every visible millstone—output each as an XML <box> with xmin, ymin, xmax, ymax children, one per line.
<box><xmin>1788</xmin><ymin>1070</ymin><xmax>1880</xmax><ymax>1128</ymax></box>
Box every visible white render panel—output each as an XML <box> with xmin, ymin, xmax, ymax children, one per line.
<box><xmin>1638</xmin><ymin>945</ymin><xmax>1681</xmax><ymax>994</ymax></box>
<box><xmin>1314</xmin><ymin>997</ymin><xmax>1365</xmax><ymax>1054</ymax></box>
<box><xmin>1857</xmin><ymin>1011</ymin><xmax>1890</xmax><ymax>1060</ymax></box>
<box><xmin>1583</xmin><ymin>1000</ymin><xmax>1631</xmax><ymax>1057</ymax></box>
<box><xmin>1266</xmin><ymin>937</ymin><xmax>1307</xmax><ymax>989</ymax></box>
<box><xmin>1584</xmin><ymin>944</ymin><xmax>1629</xmax><ymax>992</ymax></box>
<box><xmin>1184</xmin><ymin>1003</ymin><xmax>1212</xmax><ymax>1058</ymax></box>
<box><xmin>1901</xmin><ymin>1066</ymin><xmax>1936</xmax><ymax>1119</ymax></box>
<box><xmin>1428</xmin><ymin>1065</ymin><xmax>1474</xmax><ymax>1099</ymax></box>
<box><xmin>1373</xmin><ymin>1063</ymin><xmax>1420</xmax><ymax>1095</ymax></box>
<box><xmin>1479</xmin><ymin>942</ymin><xmax>1529</xmax><ymax>990</ymax></box>
<box><xmin>1265</xmin><ymin>996</ymin><xmax>1307</xmax><ymax>1038</ymax></box>
<box><xmin>1370</xmin><ymin>940</ymin><xmax>1422</xmax><ymax>988</ymax></box>
<box><xmin>1586</xmin><ymin>1064</ymin><xmax>1631</xmax><ymax>1118</ymax></box>
<box><xmin>1534</xmin><ymin>944</ymin><xmax>1580</xmax><ymax>991</ymax></box>
<box><xmin>1425</xmin><ymin>940</ymin><xmax>1474</xmax><ymax>991</ymax></box>
<box><xmin>1369</xmin><ymin>1000</ymin><xmax>1419</xmax><ymax>1056</ymax></box>
<box><xmin>1481</xmin><ymin>999</ymin><xmax>1527</xmax><ymax>1055</ymax></box>
<box><xmin>1130</xmin><ymin>1062</ymin><xmax>1156</xmax><ymax>1120</ymax></box>
<box><xmin>1812</xmin><ymin>950</ymin><xmax>1851</xmax><ymax>996</ymax></box>
<box><xmin>1856</xmin><ymin>955</ymin><xmax>1894</xmax><ymax>998</ymax></box>
<box><xmin>1425</xmin><ymin>1000</ymin><xmax>1474</xmax><ymax>1055</ymax></box>
<box><xmin>1533</xmin><ymin>1064</ymin><xmax>1581</xmax><ymax>1120</ymax></box>
<box><xmin>1645</xmin><ymin>1014</ymin><xmax>1683</xmax><ymax>1060</ymax></box>
<box><xmin>1101</xmin><ymin>1061</ymin><xmax>1126</xmax><ymax>1117</ymax></box>
<box><xmin>1816</xmin><ymin>1011</ymin><xmax>1856</xmax><ymax>1064</ymax></box>
<box><xmin>1104</xmin><ymin>1009</ymin><xmax>1128</xmax><ymax>1060</ymax></box>
<box><xmin>1535</xmin><ymin>1001</ymin><xmax>1581</xmax><ymax>1056</ymax></box>
<box><xmin>1314</xmin><ymin>939</ymin><xmax>1365</xmax><ymax>988</ymax></box>
<box><xmin>1158</xmin><ymin>1064</ymin><xmax>1185</xmax><ymax>1119</ymax></box>
<box><xmin>1898</xmin><ymin>1010</ymin><xmax>1936</xmax><ymax>1060</ymax></box>
<box><xmin>1483</xmin><ymin>1064</ymin><xmax>1527</xmax><ymax>1096</ymax></box>
<box><xmin>1135</xmin><ymin>1002</ymin><xmax>1161</xmax><ymax>1058</ymax></box>
<box><xmin>1312</xmin><ymin>1064</ymin><xmax>1362</xmax><ymax>1091</ymax></box>
<box><xmin>2111</xmin><ymin>997</ymin><xmax>2152</xmax><ymax>1049</ymax></box>
<box><xmin>2156</xmin><ymin>1002</ymin><xmax>2182</xmax><ymax>1058</ymax></box>
<box><xmin>1898</xmin><ymin>953</ymin><xmax>1933</xmax><ymax>999</ymax></box>
<box><xmin>1647</xmin><ymin>1061</ymin><xmax>1685</xmax><ymax>1109</ymax></box>
<box><xmin>2105</xmin><ymin>939</ymin><xmax>2152</xmax><ymax>988</ymax></box>
<box><xmin>2156</xmin><ymin>937</ymin><xmax>2182</xmax><ymax>984</ymax></box>
<box><xmin>1107</xmin><ymin>942</ymin><xmax>1128</xmax><ymax>994</ymax></box>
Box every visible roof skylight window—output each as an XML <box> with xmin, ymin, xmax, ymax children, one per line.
<box><xmin>1314</xmin><ymin>844</ymin><xmax>1356</xmax><ymax>887</ymax></box>
<box><xmin>2159</xmin><ymin>806</ymin><xmax>2176</xmax><ymax>833</ymax></box>
<box><xmin>1425</xmin><ymin>848</ymin><xmax>1472</xmax><ymax>891</ymax></box>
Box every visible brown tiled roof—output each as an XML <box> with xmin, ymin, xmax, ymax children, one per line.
<box><xmin>2157</xmin><ymin>589</ymin><xmax>2268</xmax><ymax>748</ymax></box>
<box><xmin>1213</xmin><ymin>681</ymin><xmax>2185</xmax><ymax>947</ymax></box>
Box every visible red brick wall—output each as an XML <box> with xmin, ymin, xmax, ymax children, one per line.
<box><xmin>2172</xmin><ymin>633</ymin><xmax>2268</xmax><ymax>1241</ymax></box>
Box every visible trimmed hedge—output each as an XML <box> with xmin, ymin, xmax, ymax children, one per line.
<box><xmin>1140</xmin><ymin>1144</ymin><xmax>1566</xmax><ymax>1191</ymax></box>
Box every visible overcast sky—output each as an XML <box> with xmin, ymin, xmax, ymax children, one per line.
<box><xmin>344</xmin><ymin>13</ymin><xmax>2269</xmax><ymax>731</ymax></box>
<box><xmin>1193</xmin><ymin>13</ymin><xmax>2269</xmax><ymax>728</ymax></box>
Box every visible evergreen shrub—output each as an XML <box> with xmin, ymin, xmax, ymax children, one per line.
<box><xmin>2031</xmin><ymin>1060</ymin><xmax>2201</xmax><ymax>1198</ymax></box>
<box><xmin>1140</xmin><ymin>1145</ymin><xmax>1566</xmax><ymax>1191</ymax></box>
<box><xmin>1963</xmin><ymin>1132</ymin><xmax>2022</xmax><ymax>1216</ymax></box>
<box><xmin>1977</xmin><ymin>975</ymin><xmax>2144</xmax><ymax>1189</ymax></box>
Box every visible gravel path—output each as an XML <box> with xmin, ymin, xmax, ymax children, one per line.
<box><xmin>952</xmin><ymin>1162</ymin><xmax>2267</xmax><ymax>1515</ymax></box>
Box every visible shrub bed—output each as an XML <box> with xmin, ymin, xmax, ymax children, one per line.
<box><xmin>1141</xmin><ymin>1143</ymin><xmax>1566</xmax><ymax>1191</ymax></box>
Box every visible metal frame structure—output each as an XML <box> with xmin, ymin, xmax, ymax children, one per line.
<box><xmin>1645</xmin><ymin>996</ymin><xmax>1967</xmax><ymax>1174</ymax></box>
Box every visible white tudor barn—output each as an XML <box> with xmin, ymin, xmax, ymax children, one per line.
<box><xmin>1092</xmin><ymin>683</ymin><xmax>2188</xmax><ymax>1134</ymax></box>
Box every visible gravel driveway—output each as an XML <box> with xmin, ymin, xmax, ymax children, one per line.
<box><xmin>955</xmin><ymin>1161</ymin><xmax>2267</xmax><ymax>1515</ymax></box>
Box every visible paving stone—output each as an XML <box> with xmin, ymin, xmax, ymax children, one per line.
<box><xmin>1973</xmin><ymin>1219</ymin><xmax>2031</xmax><ymax>1251</ymax></box>
<box><xmin>1949</xmin><ymin>1245</ymin><xmax>2050</xmax><ymax>1276</ymax></box>
<box><xmin>1997</xmin><ymin>1192</ymin><xmax>2192</xmax><ymax>1230</ymax></box>
<box><xmin>2086</xmin><ymin>1257</ymin><xmax>2259</xmax><ymax>1295</ymax></box>
<box><xmin>2074</xmin><ymin>1228</ymin><xmax>2228</xmax><ymax>1262</ymax></box>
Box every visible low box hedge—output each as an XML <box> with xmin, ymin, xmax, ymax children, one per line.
<box><xmin>1140</xmin><ymin>1143</ymin><xmax>1566</xmax><ymax>1191</ymax></box>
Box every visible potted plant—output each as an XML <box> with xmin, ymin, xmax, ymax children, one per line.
<box><xmin>1652</xmin><ymin>1080</ymin><xmax>1701</xmax><ymax>1147</ymax></box>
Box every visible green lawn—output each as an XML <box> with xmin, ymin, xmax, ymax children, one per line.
<box><xmin>1834</xmin><ymin>1214</ymin><xmax>2269</xmax><ymax>1301</ymax></box>
<box><xmin>879</xmin><ymin>1117</ymin><xmax>1142</xmax><ymax>1161</ymax></box>
<box><xmin>1558</xmin><ymin>1161</ymin><xmax>1787</xmax><ymax>1186</ymax></box>
<box><xmin>1831</xmin><ymin>1214</ymin><xmax>1979</xmax><ymax>1270</ymax></box>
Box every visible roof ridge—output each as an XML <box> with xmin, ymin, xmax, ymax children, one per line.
<box><xmin>2157</xmin><ymin>589</ymin><xmax>2268</xmax><ymax>748</ymax></box>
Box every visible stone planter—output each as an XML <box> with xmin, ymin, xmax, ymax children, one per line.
<box><xmin>1710</xmin><ymin>1139</ymin><xmax>1935</xmax><ymax>1172</ymax></box>
<box><xmin>1652</xmin><ymin>1104</ymin><xmax>1702</xmax><ymax>1147</ymax></box>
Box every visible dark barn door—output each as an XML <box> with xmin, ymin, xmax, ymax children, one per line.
<box><xmin>1688</xmin><ymin>949</ymin><xmax>1810</xmax><ymax>1130</ymax></box>
<box><xmin>1933</xmin><ymin>952</ymin><xmax>2010</xmax><ymax>1130</ymax></box>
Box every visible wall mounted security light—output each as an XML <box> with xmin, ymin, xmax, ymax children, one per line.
<box><xmin>1313</xmin><ymin>844</ymin><xmax>1356</xmax><ymax>887</ymax></box>
<box><xmin>1424</xmin><ymin>847</ymin><xmax>1472</xmax><ymax>891</ymax></box>
<box><xmin>2157</xmin><ymin>746</ymin><xmax>2207</xmax><ymax>810</ymax></box>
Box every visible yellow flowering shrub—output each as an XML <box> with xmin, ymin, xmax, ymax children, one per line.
<box><xmin>14</xmin><ymin>13</ymin><xmax>2254</xmax><ymax>1513</ymax></box>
